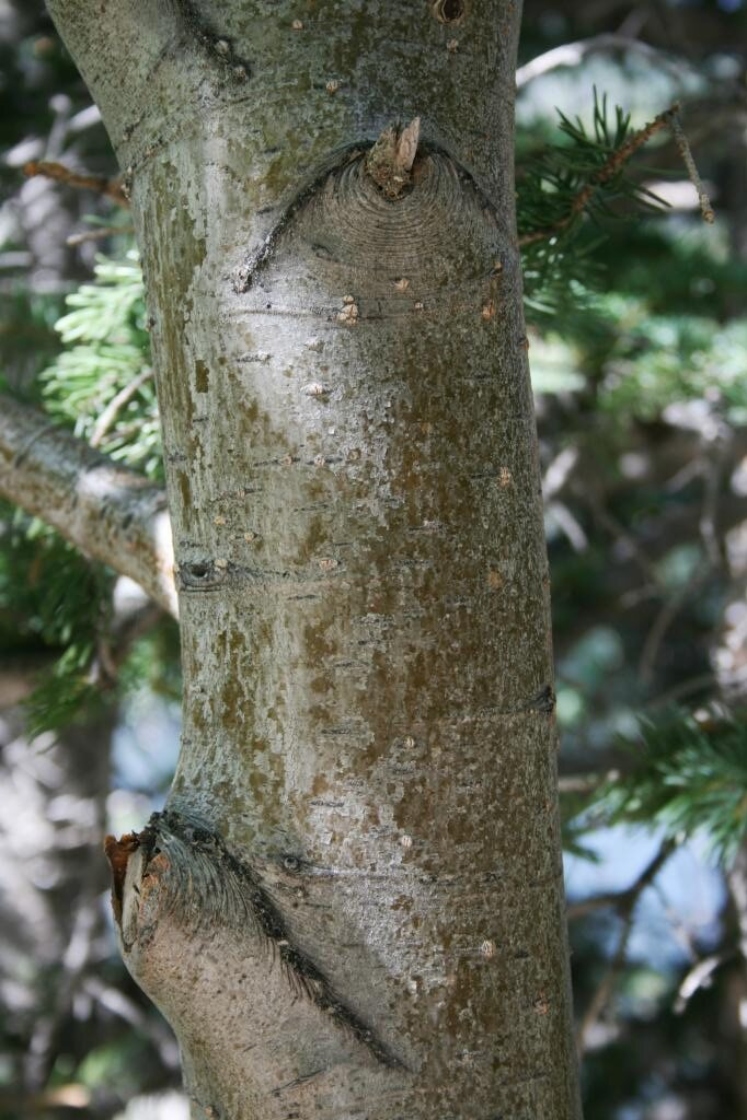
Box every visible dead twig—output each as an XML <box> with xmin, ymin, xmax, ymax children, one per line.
<box><xmin>90</xmin><ymin>368</ymin><xmax>154</xmax><ymax>449</ymax></box>
<box><xmin>67</xmin><ymin>224</ymin><xmax>134</xmax><ymax>246</ymax></box>
<box><xmin>574</xmin><ymin>840</ymin><xmax>676</xmax><ymax>1055</ymax></box>
<box><xmin>23</xmin><ymin>159</ymin><xmax>129</xmax><ymax>207</ymax></box>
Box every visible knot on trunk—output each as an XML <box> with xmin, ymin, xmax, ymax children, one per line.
<box><xmin>365</xmin><ymin>118</ymin><xmax>421</xmax><ymax>199</ymax></box>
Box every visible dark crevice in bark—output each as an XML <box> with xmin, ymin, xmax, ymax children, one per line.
<box><xmin>110</xmin><ymin>809</ymin><xmax>410</xmax><ymax>1073</ymax></box>
<box><xmin>431</xmin><ymin>0</ymin><xmax>467</xmax><ymax>24</ymax></box>
<box><xmin>170</xmin><ymin>0</ymin><xmax>251</xmax><ymax>81</ymax></box>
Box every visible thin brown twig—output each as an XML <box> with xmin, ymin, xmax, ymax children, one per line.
<box><xmin>89</xmin><ymin>367</ymin><xmax>154</xmax><ymax>448</ymax></box>
<box><xmin>596</xmin><ymin>105</ymin><xmax>680</xmax><ymax>188</ymax></box>
<box><xmin>567</xmin><ymin>839</ymin><xmax>675</xmax><ymax>921</ymax></box>
<box><xmin>66</xmin><ymin>225</ymin><xmax>134</xmax><ymax>246</ymax></box>
<box><xmin>668</xmin><ymin>111</ymin><xmax>715</xmax><ymax>224</ymax></box>
<box><xmin>23</xmin><ymin>160</ymin><xmax>130</xmax><ymax>207</ymax></box>
<box><xmin>574</xmin><ymin>839</ymin><xmax>676</xmax><ymax>1056</ymax></box>
<box><xmin>576</xmin><ymin>907</ymin><xmax>634</xmax><ymax>1055</ymax></box>
<box><xmin>639</xmin><ymin>560</ymin><xmax>711</xmax><ymax>685</ymax></box>
<box><xmin>518</xmin><ymin>105</ymin><xmax>678</xmax><ymax>248</ymax></box>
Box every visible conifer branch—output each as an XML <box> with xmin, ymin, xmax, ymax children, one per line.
<box><xmin>587</xmin><ymin>713</ymin><xmax>747</xmax><ymax>864</ymax></box>
<box><xmin>0</xmin><ymin>394</ymin><xmax>177</xmax><ymax>618</ymax></box>
<box><xmin>518</xmin><ymin>104</ymin><xmax>677</xmax><ymax>249</ymax></box>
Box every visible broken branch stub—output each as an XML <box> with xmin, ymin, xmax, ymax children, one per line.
<box><xmin>365</xmin><ymin>118</ymin><xmax>421</xmax><ymax>199</ymax></box>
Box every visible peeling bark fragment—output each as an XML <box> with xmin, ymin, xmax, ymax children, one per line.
<box><xmin>104</xmin><ymin>831</ymin><xmax>142</xmax><ymax>923</ymax></box>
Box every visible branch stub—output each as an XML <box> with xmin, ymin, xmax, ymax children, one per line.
<box><xmin>365</xmin><ymin>118</ymin><xmax>421</xmax><ymax>199</ymax></box>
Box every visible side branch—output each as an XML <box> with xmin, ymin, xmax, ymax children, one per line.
<box><xmin>572</xmin><ymin>840</ymin><xmax>676</xmax><ymax>1055</ymax></box>
<box><xmin>0</xmin><ymin>394</ymin><xmax>177</xmax><ymax>618</ymax></box>
<box><xmin>365</xmin><ymin>118</ymin><xmax>421</xmax><ymax>199</ymax></box>
<box><xmin>47</xmin><ymin>0</ymin><xmax>249</xmax><ymax>159</ymax></box>
<box><xmin>107</xmin><ymin>811</ymin><xmax>406</xmax><ymax>1071</ymax></box>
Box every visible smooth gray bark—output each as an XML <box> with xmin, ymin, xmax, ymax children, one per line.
<box><xmin>47</xmin><ymin>2</ymin><xmax>582</xmax><ymax>1117</ymax></box>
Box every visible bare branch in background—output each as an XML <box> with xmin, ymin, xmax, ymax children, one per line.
<box><xmin>516</xmin><ymin>34</ymin><xmax>689</xmax><ymax>88</ymax></box>
<box><xmin>573</xmin><ymin>840</ymin><xmax>676</xmax><ymax>1055</ymax></box>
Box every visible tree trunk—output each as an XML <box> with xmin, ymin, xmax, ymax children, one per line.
<box><xmin>46</xmin><ymin>2</ymin><xmax>581</xmax><ymax>1117</ymax></box>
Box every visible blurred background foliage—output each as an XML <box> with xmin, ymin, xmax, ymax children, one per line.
<box><xmin>1</xmin><ymin>1</ymin><xmax>747</xmax><ymax>1118</ymax></box>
